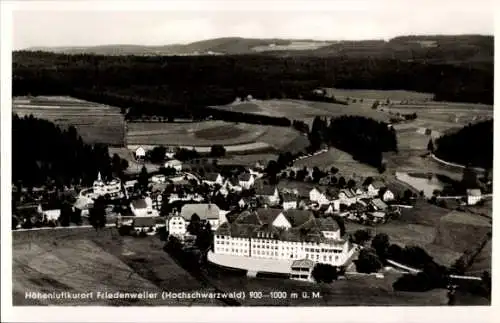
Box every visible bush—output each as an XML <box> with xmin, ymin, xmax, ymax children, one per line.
<box><xmin>351</xmin><ymin>229</ymin><xmax>372</xmax><ymax>245</ymax></box>
<box><xmin>311</xmin><ymin>263</ymin><xmax>338</xmax><ymax>283</ymax></box>
<box><xmin>356</xmin><ymin>249</ymin><xmax>383</xmax><ymax>274</ymax></box>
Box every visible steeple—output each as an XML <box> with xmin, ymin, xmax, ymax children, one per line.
<box><xmin>97</xmin><ymin>172</ymin><xmax>102</xmax><ymax>182</ymax></box>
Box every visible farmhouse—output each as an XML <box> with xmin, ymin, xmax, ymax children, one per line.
<box><xmin>379</xmin><ymin>187</ymin><xmax>395</xmax><ymax>202</ymax></box>
<box><xmin>151</xmin><ymin>174</ymin><xmax>167</xmax><ymax>184</ymax></box>
<box><xmin>130</xmin><ymin>197</ymin><xmax>159</xmax><ymax>217</ymax></box>
<box><xmin>338</xmin><ymin>189</ymin><xmax>357</xmax><ymax>206</ymax></box>
<box><xmin>213</xmin><ymin>208</ymin><xmax>354</xmax><ymax>268</ymax></box>
<box><xmin>164</xmin><ymin>159</ymin><xmax>183</xmax><ymax>172</ymax></box>
<box><xmin>180</xmin><ymin>203</ymin><xmax>225</xmax><ymax>229</ymax></box>
<box><xmin>238</xmin><ymin>173</ymin><xmax>255</xmax><ymax>189</ymax></box>
<box><xmin>290</xmin><ymin>259</ymin><xmax>315</xmax><ymax>282</ymax></box>
<box><xmin>367</xmin><ymin>180</ymin><xmax>385</xmax><ymax>197</ymax></box>
<box><xmin>309</xmin><ymin>188</ymin><xmax>331</xmax><ymax>205</ymax></box>
<box><xmin>202</xmin><ymin>173</ymin><xmax>224</xmax><ymax>186</ymax></box>
<box><xmin>37</xmin><ymin>202</ymin><xmax>61</xmax><ymax>223</ymax></box>
<box><xmin>466</xmin><ymin>189</ymin><xmax>482</xmax><ymax>205</ymax></box>
<box><xmin>255</xmin><ymin>185</ymin><xmax>280</xmax><ymax>206</ymax></box>
<box><xmin>135</xmin><ymin>146</ymin><xmax>146</xmax><ymax>160</ymax></box>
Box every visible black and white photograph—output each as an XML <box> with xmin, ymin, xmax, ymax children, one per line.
<box><xmin>0</xmin><ymin>0</ymin><xmax>496</xmax><ymax>321</ymax></box>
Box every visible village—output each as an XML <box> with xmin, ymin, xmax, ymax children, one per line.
<box><xmin>12</xmin><ymin>142</ymin><xmax>492</xmax><ymax>285</ymax></box>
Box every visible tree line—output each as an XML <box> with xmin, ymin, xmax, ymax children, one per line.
<box><xmin>12</xmin><ymin>114</ymin><xmax>128</xmax><ymax>188</ymax></box>
<box><xmin>13</xmin><ymin>51</ymin><xmax>493</xmax><ymax>125</ymax></box>
<box><xmin>308</xmin><ymin>115</ymin><xmax>398</xmax><ymax>170</ymax></box>
<box><xmin>434</xmin><ymin>120</ymin><xmax>493</xmax><ymax>169</ymax></box>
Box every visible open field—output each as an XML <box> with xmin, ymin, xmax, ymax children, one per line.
<box><xmin>216</xmin><ymin>153</ymin><xmax>278</xmax><ymax>167</ymax></box>
<box><xmin>212</xmin><ymin>99</ymin><xmax>390</xmax><ymax>126</ymax></box>
<box><xmin>12</xmin><ymin>227</ymin><xmax>450</xmax><ymax>306</ymax></box>
<box><xmin>294</xmin><ymin>147</ymin><xmax>380</xmax><ymax>176</ymax></box>
<box><xmin>13</xmin><ymin>96</ymin><xmax>125</xmax><ymax>146</ymax></box>
<box><xmin>126</xmin><ymin>121</ymin><xmax>309</xmax><ymax>154</ymax></box>
<box><xmin>12</xmin><ymin>228</ymin><xmax>223</xmax><ymax>306</ymax></box>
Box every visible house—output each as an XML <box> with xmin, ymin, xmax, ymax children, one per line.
<box><xmin>338</xmin><ymin>189</ymin><xmax>357</xmax><ymax>206</ymax></box>
<box><xmin>180</xmin><ymin>203</ymin><xmax>225</xmax><ymax>230</ymax></box>
<box><xmin>379</xmin><ymin>187</ymin><xmax>395</xmax><ymax>202</ymax></box>
<box><xmin>132</xmin><ymin>217</ymin><xmax>157</xmax><ymax>235</ymax></box>
<box><xmin>214</xmin><ymin>208</ymin><xmax>354</xmax><ymax>268</ymax></box>
<box><xmin>238</xmin><ymin>173</ymin><xmax>255</xmax><ymax>190</ymax></box>
<box><xmin>371</xmin><ymin>198</ymin><xmax>388</xmax><ymax>211</ymax></box>
<box><xmin>309</xmin><ymin>188</ymin><xmax>330</xmax><ymax>205</ymax></box>
<box><xmin>290</xmin><ymin>259</ymin><xmax>315</xmax><ymax>282</ymax></box>
<box><xmin>37</xmin><ymin>202</ymin><xmax>61</xmax><ymax>223</ymax></box>
<box><xmin>151</xmin><ymin>174</ymin><xmax>167</xmax><ymax>184</ymax></box>
<box><xmin>73</xmin><ymin>196</ymin><xmax>94</xmax><ymax>217</ymax></box>
<box><xmin>135</xmin><ymin>146</ymin><xmax>146</xmax><ymax>160</ymax></box>
<box><xmin>255</xmin><ymin>185</ymin><xmax>280</xmax><ymax>206</ymax></box>
<box><xmin>130</xmin><ymin>197</ymin><xmax>159</xmax><ymax>217</ymax></box>
<box><xmin>466</xmin><ymin>189</ymin><xmax>482</xmax><ymax>205</ymax></box>
<box><xmin>164</xmin><ymin>159</ymin><xmax>183</xmax><ymax>172</ymax></box>
<box><xmin>238</xmin><ymin>197</ymin><xmax>252</xmax><ymax>209</ymax></box>
<box><xmin>282</xmin><ymin>194</ymin><xmax>298</xmax><ymax>210</ymax></box>
<box><xmin>202</xmin><ymin>173</ymin><xmax>224</xmax><ymax>186</ymax></box>
<box><xmin>367</xmin><ymin>180</ymin><xmax>385</xmax><ymax>197</ymax></box>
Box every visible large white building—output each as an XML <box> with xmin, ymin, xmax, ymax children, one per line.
<box><xmin>164</xmin><ymin>159</ymin><xmax>183</xmax><ymax>172</ymax></box>
<box><xmin>92</xmin><ymin>172</ymin><xmax>122</xmax><ymax>199</ymax></box>
<box><xmin>213</xmin><ymin>209</ymin><xmax>354</xmax><ymax>268</ymax></box>
<box><xmin>168</xmin><ymin>203</ymin><xmax>226</xmax><ymax>238</ymax></box>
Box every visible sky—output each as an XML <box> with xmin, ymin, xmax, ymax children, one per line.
<box><xmin>11</xmin><ymin>0</ymin><xmax>495</xmax><ymax>50</ymax></box>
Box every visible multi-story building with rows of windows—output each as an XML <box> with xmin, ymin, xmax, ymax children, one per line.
<box><xmin>209</xmin><ymin>208</ymin><xmax>356</xmax><ymax>275</ymax></box>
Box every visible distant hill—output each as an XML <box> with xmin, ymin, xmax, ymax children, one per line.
<box><xmin>24</xmin><ymin>35</ymin><xmax>493</xmax><ymax>63</ymax></box>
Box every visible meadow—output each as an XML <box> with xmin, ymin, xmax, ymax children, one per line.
<box><xmin>126</xmin><ymin>120</ymin><xmax>309</xmax><ymax>154</ymax></box>
<box><xmin>12</xmin><ymin>96</ymin><xmax>126</xmax><ymax>146</ymax></box>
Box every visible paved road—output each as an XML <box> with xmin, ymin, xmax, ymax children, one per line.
<box><xmin>13</xmin><ymin>223</ymin><xmax>116</xmax><ymax>232</ymax></box>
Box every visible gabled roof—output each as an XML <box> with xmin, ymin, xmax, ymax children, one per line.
<box><xmin>315</xmin><ymin>217</ymin><xmax>340</xmax><ymax>231</ymax></box>
<box><xmin>282</xmin><ymin>194</ymin><xmax>297</xmax><ymax>202</ymax></box>
<box><xmin>255</xmin><ymin>185</ymin><xmax>277</xmax><ymax>196</ymax></box>
<box><xmin>291</xmin><ymin>259</ymin><xmax>315</xmax><ymax>269</ymax></box>
<box><xmin>370</xmin><ymin>181</ymin><xmax>385</xmax><ymax>190</ymax></box>
<box><xmin>371</xmin><ymin>198</ymin><xmax>388</xmax><ymax>210</ymax></box>
<box><xmin>256</xmin><ymin>208</ymin><xmax>283</xmax><ymax>224</ymax></box>
<box><xmin>180</xmin><ymin>203</ymin><xmax>220</xmax><ymax>220</ymax></box>
<box><xmin>466</xmin><ymin>189</ymin><xmax>482</xmax><ymax>196</ymax></box>
<box><xmin>131</xmin><ymin>199</ymin><xmax>148</xmax><ymax>209</ymax></box>
<box><xmin>283</xmin><ymin>209</ymin><xmax>314</xmax><ymax>227</ymax></box>
<box><xmin>339</xmin><ymin>189</ymin><xmax>355</xmax><ymax>198</ymax></box>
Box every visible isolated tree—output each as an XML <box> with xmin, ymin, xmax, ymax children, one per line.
<box><xmin>330</xmin><ymin>166</ymin><xmax>339</xmax><ymax>175</ymax></box>
<box><xmin>338</xmin><ymin>176</ymin><xmax>346</xmax><ymax>188</ymax></box>
<box><xmin>311</xmin><ymin>263</ymin><xmax>338</xmax><ymax>283</ymax></box>
<box><xmin>352</xmin><ymin>229</ymin><xmax>372</xmax><ymax>245</ymax></box>
<box><xmin>363</xmin><ymin>177</ymin><xmax>374</xmax><ymax>186</ymax></box>
<box><xmin>371</xmin><ymin>233</ymin><xmax>390</xmax><ymax>261</ymax></box>
<box><xmin>356</xmin><ymin>249</ymin><xmax>383</xmax><ymax>274</ymax></box>
<box><xmin>210</xmin><ymin>145</ymin><xmax>226</xmax><ymax>157</ymax></box>
<box><xmin>149</xmin><ymin>146</ymin><xmax>167</xmax><ymax>163</ymax></box>
<box><xmin>138</xmin><ymin>165</ymin><xmax>149</xmax><ymax>189</ymax></box>
<box><xmin>58</xmin><ymin>203</ymin><xmax>73</xmax><ymax>227</ymax></box>
<box><xmin>386</xmin><ymin>244</ymin><xmax>403</xmax><ymax>262</ymax></box>
<box><xmin>347</xmin><ymin>179</ymin><xmax>356</xmax><ymax>189</ymax></box>
<box><xmin>89</xmin><ymin>196</ymin><xmax>106</xmax><ymax>230</ymax></box>
<box><xmin>427</xmin><ymin>139</ymin><xmax>434</xmax><ymax>153</ymax></box>
<box><xmin>288</xmin><ymin>170</ymin><xmax>296</xmax><ymax>180</ymax></box>
<box><xmin>187</xmin><ymin>213</ymin><xmax>201</xmax><ymax>236</ymax></box>
<box><xmin>312</xmin><ymin>167</ymin><xmax>324</xmax><ymax>183</ymax></box>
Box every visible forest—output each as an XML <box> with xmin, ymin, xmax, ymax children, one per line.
<box><xmin>12</xmin><ymin>51</ymin><xmax>493</xmax><ymax>123</ymax></box>
<box><xmin>434</xmin><ymin>120</ymin><xmax>493</xmax><ymax>169</ymax></box>
<box><xmin>308</xmin><ymin>116</ymin><xmax>398</xmax><ymax>169</ymax></box>
<box><xmin>12</xmin><ymin>114</ymin><xmax>127</xmax><ymax>187</ymax></box>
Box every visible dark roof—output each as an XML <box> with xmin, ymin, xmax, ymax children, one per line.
<box><xmin>203</xmin><ymin>173</ymin><xmax>221</xmax><ymax>181</ymax></box>
<box><xmin>283</xmin><ymin>210</ymin><xmax>314</xmax><ymax>227</ymax></box>
<box><xmin>371</xmin><ymin>181</ymin><xmax>385</xmax><ymax>189</ymax></box>
<box><xmin>131</xmin><ymin>199</ymin><xmax>148</xmax><ymax>209</ymax></box>
<box><xmin>227</xmin><ymin>177</ymin><xmax>240</xmax><ymax>186</ymax></box>
<box><xmin>133</xmin><ymin>217</ymin><xmax>156</xmax><ymax>227</ymax></box>
<box><xmin>256</xmin><ymin>208</ymin><xmax>282</xmax><ymax>224</ymax></box>
<box><xmin>238</xmin><ymin>173</ymin><xmax>252</xmax><ymax>181</ymax></box>
<box><xmin>282</xmin><ymin>194</ymin><xmax>297</xmax><ymax>202</ymax></box>
<box><xmin>339</xmin><ymin>189</ymin><xmax>355</xmax><ymax>198</ymax></box>
<box><xmin>291</xmin><ymin>259</ymin><xmax>315</xmax><ymax>269</ymax></box>
<box><xmin>180</xmin><ymin>203</ymin><xmax>220</xmax><ymax>220</ymax></box>
<box><xmin>255</xmin><ymin>185</ymin><xmax>277</xmax><ymax>196</ymax></box>
<box><xmin>371</xmin><ymin>198</ymin><xmax>388</xmax><ymax>210</ymax></box>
